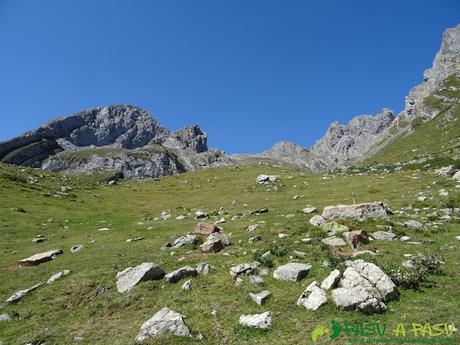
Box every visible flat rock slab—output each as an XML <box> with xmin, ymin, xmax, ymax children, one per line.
<box><xmin>18</xmin><ymin>249</ymin><xmax>63</xmax><ymax>266</ymax></box>
<box><xmin>6</xmin><ymin>282</ymin><xmax>45</xmax><ymax>303</ymax></box>
<box><xmin>273</xmin><ymin>262</ymin><xmax>311</xmax><ymax>281</ymax></box>
<box><xmin>229</xmin><ymin>262</ymin><xmax>259</xmax><ymax>278</ymax></box>
<box><xmin>47</xmin><ymin>270</ymin><xmax>70</xmax><ymax>284</ymax></box>
<box><xmin>239</xmin><ymin>311</ymin><xmax>272</xmax><ymax>329</ymax></box>
<box><xmin>135</xmin><ymin>307</ymin><xmax>191</xmax><ymax>342</ymax></box>
<box><xmin>321</xmin><ymin>236</ymin><xmax>347</xmax><ymax>247</ymax></box>
<box><xmin>164</xmin><ymin>266</ymin><xmax>197</xmax><ymax>283</ymax></box>
<box><xmin>297</xmin><ymin>281</ymin><xmax>327</xmax><ymax>310</ymax></box>
<box><xmin>371</xmin><ymin>231</ymin><xmax>396</xmax><ymax>241</ymax></box>
<box><xmin>249</xmin><ymin>290</ymin><xmax>271</xmax><ymax>306</ymax></box>
<box><xmin>322</xmin><ymin>202</ymin><xmax>391</xmax><ymax>220</ymax></box>
<box><xmin>117</xmin><ymin>263</ymin><xmax>165</xmax><ymax>292</ymax></box>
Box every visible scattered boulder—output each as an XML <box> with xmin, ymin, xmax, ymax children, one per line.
<box><xmin>321</xmin><ymin>236</ymin><xmax>346</xmax><ymax>247</ymax></box>
<box><xmin>194</xmin><ymin>223</ymin><xmax>219</xmax><ymax>235</ymax></box>
<box><xmin>0</xmin><ymin>314</ymin><xmax>11</xmax><ymax>322</ymax></box>
<box><xmin>322</xmin><ymin>222</ymin><xmax>349</xmax><ymax>236</ymax></box>
<box><xmin>249</xmin><ymin>290</ymin><xmax>271</xmax><ymax>306</ymax></box>
<box><xmin>249</xmin><ymin>275</ymin><xmax>264</xmax><ymax>285</ymax></box>
<box><xmin>331</xmin><ymin>259</ymin><xmax>399</xmax><ymax>313</ymax></box>
<box><xmin>18</xmin><ymin>249</ymin><xmax>63</xmax><ymax>266</ymax></box>
<box><xmin>172</xmin><ymin>235</ymin><xmax>198</xmax><ymax>248</ymax></box>
<box><xmin>344</xmin><ymin>230</ymin><xmax>369</xmax><ymax>250</ymax></box>
<box><xmin>273</xmin><ymin>263</ymin><xmax>311</xmax><ymax>281</ymax></box>
<box><xmin>453</xmin><ymin>171</ymin><xmax>460</xmax><ymax>181</ymax></box>
<box><xmin>208</xmin><ymin>232</ymin><xmax>230</xmax><ymax>246</ymax></box>
<box><xmin>256</xmin><ymin>175</ymin><xmax>279</xmax><ymax>185</ymax></box>
<box><xmin>371</xmin><ymin>231</ymin><xmax>396</xmax><ymax>241</ymax></box>
<box><xmin>32</xmin><ymin>237</ymin><xmax>47</xmax><ymax>244</ymax></box>
<box><xmin>303</xmin><ymin>206</ymin><xmax>317</xmax><ymax>214</ymax></box>
<box><xmin>126</xmin><ymin>237</ymin><xmax>143</xmax><ymax>243</ymax></box>
<box><xmin>320</xmin><ymin>269</ymin><xmax>341</xmax><ymax>290</ymax></box>
<box><xmin>435</xmin><ymin>165</ymin><xmax>456</xmax><ymax>177</ymax></box>
<box><xmin>297</xmin><ymin>281</ymin><xmax>327</xmax><ymax>310</ymax></box>
<box><xmin>117</xmin><ymin>263</ymin><xmax>165</xmax><ymax>293</ymax></box>
<box><xmin>200</xmin><ymin>237</ymin><xmax>224</xmax><ymax>253</ymax></box>
<box><xmin>322</xmin><ymin>202</ymin><xmax>391</xmax><ymax>221</ymax></box>
<box><xmin>195</xmin><ymin>211</ymin><xmax>208</xmax><ymax>219</ymax></box>
<box><xmin>246</xmin><ymin>224</ymin><xmax>258</xmax><ymax>232</ymax></box>
<box><xmin>182</xmin><ymin>280</ymin><xmax>191</xmax><ymax>291</ymax></box>
<box><xmin>404</xmin><ymin>220</ymin><xmax>424</xmax><ymax>230</ymax></box>
<box><xmin>6</xmin><ymin>282</ymin><xmax>45</xmax><ymax>303</ymax></box>
<box><xmin>196</xmin><ymin>262</ymin><xmax>210</xmax><ymax>275</ymax></box>
<box><xmin>70</xmin><ymin>244</ymin><xmax>83</xmax><ymax>253</ymax></box>
<box><xmin>164</xmin><ymin>266</ymin><xmax>197</xmax><ymax>283</ymax></box>
<box><xmin>135</xmin><ymin>308</ymin><xmax>191</xmax><ymax>342</ymax></box>
<box><xmin>249</xmin><ymin>235</ymin><xmax>261</xmax><ymax>244</ymax></box>
<box><xmin>309</xmin><ymin>215</ymin><xmax>325</xmax><ymax>227</ymax></box>
<box><xmin>47</xmin><ymin>270</ymin><xmax>70</xmax><ymax>284</ymax></box>
<box><xmin>229</xmin><ymin>262</ymin><xmax>259</xmax><ymax>278</ymax></box>
<box><xmin>400</xmin><ymin>236</ymin><xmax>411</xmax><ymax>242</ymax></box>
<box><xmin>239</xmin><ymin>311</ymin><xmax>272</xmax><ymax>329</ymax></box>
<box><xmin>176</xmin><ymin>215</ymin><xmax>186</xmax><ymax>220</ymax></box>
<box><xmin>252</xmin><ymin>207</ymin><xmax>269</xmax><ymax>215</ymax></box>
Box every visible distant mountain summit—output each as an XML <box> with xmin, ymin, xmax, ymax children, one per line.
<box><xmin>1</xmin><ymin>24</ymin><xmax>459</xmax><ymax>178</ymax></box>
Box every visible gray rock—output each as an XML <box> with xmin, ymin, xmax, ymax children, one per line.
<box><xmin>47</xmin><ymin>270</ymin><xmax>70</xmax><ymax>284</ymax></box>
<box><xmin>309</xmin><ymin>215</ymin><xmax>326</xmax><ymax>227</ymax></box>
<box><xmin>453</xmin><ymin>171</ymin><xmax>460</xmax><ymax>182</ymax></box>
<box><xmin>400</xmin><ymin>236</ymin><xmax>411</xmax><ymax>242</ymax></box>
<box><xmin>273</xmin><ymin>263</ymin><xmax>311</xmax><ymax>281</ymax></box>
<box><xmin>246</xmin><ymin>224</ymin><xmax>259</xmax><ymax>232</ymax></box>
<box><xmin>321</xmin><ymin>236</ymin><xmax>347</xmax><ymax>247</ymax></box>
<box><xmin>322</xmin><ymin>202</ymin><xmax>391</xmax><ymax>220</ymax></box>
<box><xmin>70</xmin><ymin>244</ymin><xmax>84</xmax><ymax>253</ymax></box>
<box><xmin>322</xmin><ymin>222</ymin><xmax>349</xmax><ymax>236</ymax></box>
<box><xmin>371</xmin><ymin>231</ymin><xmax>396</xmax><ymax>241</ymax></box>
<box><xmin>182</xmin><ymin>280</ymin><xmax>191</xmax><ymax>291</ymax></box>
<box><xmin>0</xmin><ymin>314</ymin><xmax>11</xmax><ymax>322</ymax></box>
<box><xmin>256</xmin><ymin>175</ymin><xmax>279</xmax><ymax>185</ymax></box>
<box><xmin>6</xmin><ymin>282</ymin><xmax>45</xmax><ymax>303</ymax></box>
<box><xmin>239</xmin><ymin>311</ymin><xmax>272</xmax><ymax>329</ymax></box>
<box><xmin>229</xmin><ymin>262</ymin><xmax>259</xmax><ymax>278</ymax></box>
<box><xmin>302</xmin><ymin>206</ymin><xmax>317</xmax><ymax>214</ymax></box>
<box><xmin>249</xmin><ymin>290</ymin><xmax>271</xmax><ymax>306</ymax></box>
<box><xmin>135</xmin><ymin>307</ymin><xmax>191</xmax><ymax>342</ymax></box>
<box><xmin>196</xmin><ymin>262</ymin><xmax>210</xmax><ymax>275</ymax></box>
<box><xmin>404</xmin><ymin>220</ymin><xmax>424</xmax><ymax>230</ymax></box>
<box><xmin>296</xmin><ymin>281</ymin><xmax>327</xmax><ymax>310</ymax></box>
<box><xmin>248</xmin><ymin>235</ymin><xmax>261</xmax><ymax>244</ymax></box>
<box><xmin>208</xmin><ymin>232</ymin><xmax>230</xmax><ymax>246</ymax></box>
<box><xmin>320</xmin><ymin>269</ymin><xmax>341</xmax><ymax>290</ymax></box>
<box><xmin>117</xmin><ymin>262</ymin><xmax>165</xmax><ymax>292</ymax></box>
<box><xmin>164</xmin><ymin>266</ymin><xmax>197</xmax><ymax>283</ymax></box>
<box><xmin>32</xmin><ymin>237</ymin><xmax>47</xmax><ymax>244</ymax></box>
<box><xmin>249</xmin><ymin>275</ymin><xmax>264</xmax><ymax>285</ymax></box>
<box><xmin>200</xmin><ymin>237</ymin><xmax>224</xmax><ymax>253</ymax></box>
<box><xmin>18</xmin><ymin>249</ymin><xmax>63</xmax><ymax>266</ymax></box>
<box><xmin>172</xmin><ymin>235</ymin><xmax>198</xmax><ymax>248</ymax></box>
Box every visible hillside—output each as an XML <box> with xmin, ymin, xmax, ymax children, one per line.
<box><xmin>0</xmin><ymin>161</ymin><xmax>459</xmax><ymax>344</ymax></box>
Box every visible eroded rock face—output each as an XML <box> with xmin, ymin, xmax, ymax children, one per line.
<box><xmin>116</xmin><ymin>263</ymin><xmax>165</xmax><ymax>293</ymax></box>
<box><xmin>331</xmin><ymin>259</ymin><xmax>399</xmax><ymax>313</ymax></box>
<box><xmin>135</xmin><ymin>308</ymin><xmax>191</xmax><ymax>342</ymax></box>
<box><xmin>322</xmin><ymin>202</ymin><xmax>392</xmax><ymax>220</ymax></box>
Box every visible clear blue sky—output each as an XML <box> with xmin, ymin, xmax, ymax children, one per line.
<box><xmin>0</xmin><ymin>1</ymin><xmax>458</xmax><ymax>153</ymax></box>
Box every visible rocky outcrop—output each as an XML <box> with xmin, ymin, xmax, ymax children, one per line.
<box><xmin>0</xmin><ymin>104</ymin><xmax>227</xmax><ymax>179</ymax></box>
<box><xmin>403</xmin><ymin>24</ymin><xmax>460</xmax><ymax>121</ymax></box>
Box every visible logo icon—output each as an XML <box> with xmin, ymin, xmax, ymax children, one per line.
<box><xmin>311</xmin><ymin>325</ymin><xmax>329</xmax><ymax>342</ymax></box>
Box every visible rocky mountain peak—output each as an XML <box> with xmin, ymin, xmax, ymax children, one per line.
<box><xmin>403</xmin><ymin>24</ymin><xmax>460</xmax><ymax>120</ymax></box>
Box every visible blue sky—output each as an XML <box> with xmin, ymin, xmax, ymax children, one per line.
<box><xmin>0</xmin><ymin>1</ymin><xmax>458</xmax><ymax>153</ymax></box>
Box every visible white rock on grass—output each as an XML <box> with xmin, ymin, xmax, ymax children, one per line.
<box><xmin>182</xmin><ymin>280</ymin><xmax>191</xmax><ymax>291</ymax></box>
<box><xmin>320</xmin><ymin>269</ymin><xmax>341</xmax><ymax>290</ymax></box>
<box><xmin>256</xmin><ymin>175</ymin><xmax>279</xmax><ymax>185</ymax></box>
<box><xmin>321</xmin><ymin>236</ymin><xmax>347</xmax><ymax>247</ymax></box>
<box><xmin>239</xmin><ymin>311</ymin><xmax>272</xmax><ymax>329</ymax></box>
<box><xmin>249</xmin><ymin>290</ymin><xmax>271</xmax><ymax>306</ymax></box>
<box><xmin>309</xmin><ymin>215</ymin><xmax>325</xmax><ymax>227</ymax></box>
<box><xmin>6</xmin><ymin>282</ymin><xmax>45</xmax><ymax>303</ymax></box>
<box><xmin>135</xmin><ymin>308</ymin><xmax>191</xmax><ymax>342</ymax></box>
<box><xmin>164</xmin><ymin>266</ymin><xmax>197</xmax><ymax>283</ymax></box>
<box><xmin>273</xmin><ymin>263</ymin><xmax>311</xmax><ymax>281</ymax></box>
<box><xmin>303</xmin><ymin>206</ymin><xmax>317</xmax><ymax>214</ymax></box>
<box><xmin>18</xmin><ymin>249</ymin><xmax>63</xmax><ymax>266</ymax></box>
<box><xmin>246</xmin><ymin>224</ymin><xmax>258</xmax><ymax>232</ymax></box>
<box><xmin>47</xmin><ymin>270</ymin><xmax>70</xmax><ymax>284</ymax></box>
<box><xmin>117</xmin><ymin>263</ymin><xmax>165</xmax><ymax>293</ymax></box>
<box><xmin>371</xmin><ymin>231</ymin><xmax>396</xmax><ymax>241</ymax></box>
<box><xmin>296</xmin><ymin>281</ymin><xmax>327</xmax><ymax>310</ymax></box>
<box><xmin>229</xmin><ymin>262</ymin><xmax>259</xmax><ymax>278</ymax></box>
<box><xmin>322</xmin><ymin>202</ymin><xmax>391</xmax><ymax>220</ymax></box>
<box><xmin>0</xmin><ymin>314</ymin><xmax>11</xmax><ymax>321</ymax></box>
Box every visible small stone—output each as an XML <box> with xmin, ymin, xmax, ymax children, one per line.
<box><xmin>0</xmin><ymin>314</ymin><xmax>11</xmax><ymax>322</ymax></box>
<box><xmin>6</xmin><ymin>282</ymin><xmax>45</xmax><ymax>303</ymax></box>
<box><xmin>321</xmin><ymin>236</ymin><xmax>346</xmax><ymax>247</ymax></box>
<box><xmin>400</xmin><ymin>236</ymin><xmax>411</xmax><ymax>242</ymax></box>
<box><xmin>248</xmin><ymin>235</ymin><xmax>261</xmax><ymax>244</ymax></box>
<box><xmin>32</xmin><ymin>237</ymin><xmax>47</xmax><ymax>244</ymax></box>
<box><xmin>249</xmin><ymin>290</ymin><xmax>271</xmax><ymax>306</ymax></box>
<box><xmin>239</xmin><ymin>311</ymin><xmax>272</xmax><ymax>329</ymax></box>
<box><xmin>172</xmin><ymin>235</ymin><xmax>198</xmax><ymax>248</ymax></box>
<box><xmin>278</xmin><ymin>233</ymin><xmax>288</xmax><ymax>239</ymax></box>
<box><xmin>176</xmin><ymin>215</ymin><xmax>186</xmax><ymax>220</ymax></box>
<box><xmin>404</xmin><ymin>220</ymin><xmax>424</xmax><ymax>230</ymax></box>
<box><xmin>249</xmin><ymin>275</ymin><xmax>264</xmax><ymax>285</ymax></box>
<box><xmin>182</xmin><ymin>279</ymin><xmax>191</xmax><ymax>290</ymax></box>
<box><xmin>47</xmin><ymin>270</ymin><xmax>70</xmax><ymax>284</ymax></box>
<box><xmin>246</xmin><ymin>224</ymin><xmax>258</xmax><ymax>232</ymax></box>
<box><xmin>302</xmin><ymin>206</ymin><xmax>317</xmax><ymax>214</ymax></box>
<box><xmin>126</xmin><ymin>237</ymin><xmax>143</xmax><ymax>243</ymax></box>
<box><xmin>70</xmin><ymin>244</ymin><xmax>84</xmax><ymax>253</ymax></box>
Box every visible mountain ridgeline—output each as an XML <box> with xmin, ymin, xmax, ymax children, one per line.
<box><xmin>1</xmin><ymin>24</ymin><xmax>459</xmax><ymax>179</ymax></box>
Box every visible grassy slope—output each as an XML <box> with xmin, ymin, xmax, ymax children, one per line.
<box><xmin>0</xmin><ymin>162</ymin><xmax>459</xmax><ymax>344</ymax></box>
<box><xmin>366</xmin><ymin>75</ymin><xmax>460</xmax><ymax>165</ymax></box>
